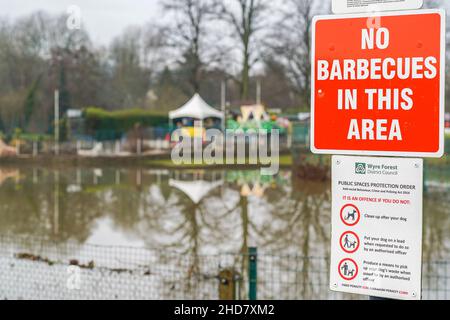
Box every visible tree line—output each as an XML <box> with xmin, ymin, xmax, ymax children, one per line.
<box><xmin>0</xmin><ymin>0</ymin><xmax>447</xmax><ymax>136</ymax></box>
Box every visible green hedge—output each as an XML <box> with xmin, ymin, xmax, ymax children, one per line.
<box><xmin>83</xmin><ymin>107</ymin><xmax>169</xmax><ymax>137</ymax></box>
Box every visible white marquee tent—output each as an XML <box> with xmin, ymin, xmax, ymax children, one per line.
<box><xmin>169</xmin><ymin>93</ymin><xmax>224</xmax><ymax>120</ymax></box>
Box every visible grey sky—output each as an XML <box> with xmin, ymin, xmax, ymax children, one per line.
<box><xmin>0</xmin><ymin>0</ymin><xmax>446</xmax><ymax>46</ymax></box>
<box><xmin>0</xmin><ymin>0</ymin><xmax>162</xmax><ymax>45</ymax></box>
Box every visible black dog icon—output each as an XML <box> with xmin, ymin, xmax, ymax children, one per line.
<box><xmin>344</xmin><ymin>209</ymin><xmax>357</xmax><ymax>221</ymax></box>
<box><xmin>347</xmin><ymin>241</ymin><xmax>357</xmax><ymax>249</ymax></box>
<box><xmin>341</xmin><ymin>262</ymin><xmax>356</xmax><ymax>278</ymax></box>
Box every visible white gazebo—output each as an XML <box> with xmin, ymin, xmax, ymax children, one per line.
<box><xmin>169</xmin><ymin>94</ymin><xmax>224</xmax><ymax>122</ymax></box>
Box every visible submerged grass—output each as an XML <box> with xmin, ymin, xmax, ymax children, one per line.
<box><xmin>146</xmin><ymin>154</ymin><xmax>294</xmax><ymax>168</ymax></box>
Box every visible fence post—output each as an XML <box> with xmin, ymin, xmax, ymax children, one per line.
<box><xmin>115</xmin><ymin>140</ymin><xmax>120</xmax><ymax>154</ymax></box>
<box><xmin>219</xmin><ymin>269</ymin><xmax>236</xmax><ymax>300</ymax></box>
<box><xmin>248</xmin><ymin>247</ymin><xmax>257</xmax><ymax>300</ymax></box>
<box><xmin>137</xmin><ymin>139</ymin><xmax>142</xmax><ymax>155</ymax></box>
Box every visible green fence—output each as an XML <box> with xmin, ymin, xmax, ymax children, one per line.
<box><xmin>292</xmin><ymin>123</ymin><xmax>310</xmax><ymax>147</ymax></box>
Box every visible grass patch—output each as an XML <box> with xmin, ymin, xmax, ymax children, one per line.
<box><xmin>146</xmin><ymin>153</ymin><xmax>293</xmax><ymax>168</ymax></box>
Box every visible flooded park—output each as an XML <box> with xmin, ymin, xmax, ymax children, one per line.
<box><xmin>1</xmin><ymin>0</ymin><xmax>450</xmax><ymax>303</ymax></box>
<box><xmin>0</xmin><ymin>163</ymin><xmax>449</xmax><ymax>300</ymax></box>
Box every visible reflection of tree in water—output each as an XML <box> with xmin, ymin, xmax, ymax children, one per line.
<box><xmin>117</xmin><ymin>171</ymin><xmax>231</xmax><ymax>298</ymax></box>
<box><xmin>101</xmin><ymin>169</ymin><xmax>333</xmax><ymax>299</ymax></box>
<box><xmin>248</xmin><ymin>175</ymin><xmax>331</xmax><ymax>299</ymax></box>
<box><xmin>145</xmin><ymin>169</ymin><xmax>333</xmax><ymax>299</ymax></box>
<box><xmin>0</xmin><ymin>168</ymin><xmax>104</xmax><ymax>245</ymax></box>
<box><xmin>423</xmin><ymin>192</ymin><xmax>450</xmax><ymax>260</ymax></box>
<box><xmin>2</xmin><ymin>166</ymin><xmax>450</xmax><ymax>299</ymax></box>
<box><xmin>106</xmin><ymin>170</ymin><xmax>148</xmax><ymax>231</ymax></box>
<box><xmin>422</xmin><ymin>189</ymin><xmax>450</xmax><ymax>287</ymax></box>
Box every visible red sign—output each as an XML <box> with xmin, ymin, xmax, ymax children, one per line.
<box><xmin>311</xmin><ymin>10</ymin><xmax>445</xmax><ymax>158</ymax></box>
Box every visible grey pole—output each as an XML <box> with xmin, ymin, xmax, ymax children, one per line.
<box><xmin>54</xmin><ymin>90</ymin><xmax>60</xmax><ymax>156</ymax></box>
<box><xmin>256</xmin><ymin>79</ymin><xmax>261</xmax><ymax>105</ymax></box>
<box><xmin>221</xmin><ymin>80</ymin><xmax>226</xmax><ymax>132</ymax></box>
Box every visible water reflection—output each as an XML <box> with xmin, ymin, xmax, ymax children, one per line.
<box><xmin>0</xmin><ymin>166</ymin><xmax>449</xmax><ymax>299</ymax></box>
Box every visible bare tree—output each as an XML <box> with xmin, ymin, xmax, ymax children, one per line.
<box><xmin>106</xmin><ymin>25</ymin><xmax>166</xmax><ymax>109</ymax></box>
<box><xmin>268</xmin><ymin>0</ymin><xmax>324</xmax><ymax>109</ymax></box>
<box><xmin>162</xmin><ymin>0</ymin><xmax>218</xmax><ymax>94</ymax></box>
<box><xmin>213</xmin><ymin>0</ymin><xmax>270</xmax><ymax>101</ymax></box>
<box><xmin>0</xmin><ymin>12</ymin><xmax>98</xmax><ymax>133</ymax></box>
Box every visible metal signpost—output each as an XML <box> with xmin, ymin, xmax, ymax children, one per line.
<box><xmin>311</xmin><ymin>2</ymin><xmax>446</xmax><ymax>300</ymax></box>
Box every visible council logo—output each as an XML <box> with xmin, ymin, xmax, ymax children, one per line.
<box><xmin>355</xmin><ymin>163</ymin><xmax>366</xmax><ymax>174</ymax></box>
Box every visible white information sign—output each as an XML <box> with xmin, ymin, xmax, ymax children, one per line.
<box><xmin>330</xmin><ymin>156</ymin><xmax>423</xmax><ymax>300</ymax></box>
<box><xmin>332</xmin><ymin>0</ymin><xmax>423</xmax><ymax>14</ymax></box>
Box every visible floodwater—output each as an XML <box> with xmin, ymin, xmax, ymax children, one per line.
<box><xmin>0</xmin><ymin>165</ymin><xmax>449</xmax><ymax>300</ymax></box>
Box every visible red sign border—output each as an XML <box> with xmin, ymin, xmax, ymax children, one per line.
<box><xmin>310</xmin><ymin>9</ymin><xmax>446</xmax><ymax>158</ymax></box>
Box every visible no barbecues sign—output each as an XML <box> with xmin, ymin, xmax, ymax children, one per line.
<box><xmin>311</xmin><ymin>10</ymin><xmax>446</xmax><ymax>158</ymax></box>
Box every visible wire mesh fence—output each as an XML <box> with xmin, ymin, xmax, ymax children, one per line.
<box><xmin>0</xmin><ymin>235</ymin><xmax>448</xmax><ymax>300</ymax></box>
